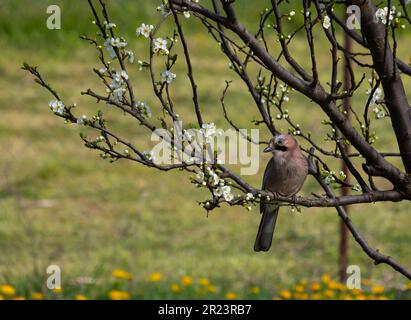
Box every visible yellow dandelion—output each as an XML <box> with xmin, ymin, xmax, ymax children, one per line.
<box><xmin>328</xmin><ymin>280</ymin><xmax>341</xmax><ymax>290</ymax></box>
<box><xmin>406</xmin><ymin>282</ymin><xmax>411</xmax><ymax>290</ymax></box>
<box><xmin>75</xmin><ymin>294</ymin><xmax>88</xmax><ymax>300</ymax></box>
<box><xmin>377</xmin><ymin>296</ymin><xmax>389</xmax><ymax>300</ymax></box>
<box><xmin>311</xmin><ymin>293</ymin><xmax>322</xmax><ymax>300</ymax></box>
<box><xmin>311</xmin><ymin>282</ymin><xmax>321</xmax><ymax>291</ymax></box>
<box><xmin>108</xmin><ymin>290</ymin><xmax>130</xmax><ymax>300</ymax></box>
<box><xmin>351</xmin><ymin>288</ymin><xmax>362</xmax><ymax>295</ymax></box>
<box><xmin>0</xmin><ymin>296</ymin><xmax>4</xmax><ymax>300</ymax></box>
<box><xmin>250</xmin><ymin>287</ymin><xmax>260</xmax><ymax>294</ymax></box>
<box><xmin>341</xmin><ymin>294</ymin><xmax>353</xmax><ymax>300</ymax></box>
<box><xmin>207</xmin><ymin>285</ymin><xmax>217</xmax><ymax>293</ymax></box>
<box><xmin>199</xmin><ymin>278</ymin><xmax>210</xmax><ymax>286</ymax></box>
<box><xmin>31</xmin><ymin>292</ymin><xmax>44</xmax><ymax>300</ymax></box>
<box><xmin>112</xmin><ymin>269</ymin><xmax>133</xmax><ymax>280</ymax></box>
<box><xmin>361</xmin><ymin>279</ymin><xmax>372</xmax><ymax>286</ymax></box>
<box><xmin>321</xmin><ymin>274</ymin><xmax>331</xmax><ymax>284</ymax></box>
<box><xmin>371</xmin><ymin>285</ymin><xmax>384</xmax><ymax>294</ymax></box>
<box><xmin>149</xmin><ymin>272</ymin><xmax>162</xmax><ymax>282</ymax></box>
<box><xmin>225</xmin><ymin>292</ymin><xmax>237</xmax><ymax>300</ymax></box>
<box><xmin>280</xmin><ymin>290</ymin><xmax>292</xmax><ymax>299</ymax></box>
<box><xmin>323</xmin><ymin>290</ymin><xmax>334</xmax><ymax>299</ymax></box>
<box><xmin>12</xmin><ymin>296</ymin><xmax>26</xmax><ymax>300</ymax></box>
<box><xmin>170</xmin><ymin>283</ymin><xmax>182</xmax><ymax>293</ymax></box>
<box><xmin>356</xmin><ymin>294</ymin><xmax>367</xmax><ymax>300</ymax></box>
<box><xmin>181</xmin><ymin>276</ymin><xmax>193</xmax><ymax>286</ymax></box>
<box><xmin>1</xmin><ymin>284</ymin><xmax>16</xmax><ymax>296</ymax></box>
<box><xmin>294</xmin><ymin>284</ymin><xmax>304</xmax><ymax>293</ymax></box>
<box><xmin>52</xmin><ymin>287</ymin><xmax>63</xmax><ymax>293</ymax></box>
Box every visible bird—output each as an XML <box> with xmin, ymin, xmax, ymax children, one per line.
<box><xmin>254</xmin><ymin>134</ymin><xmax>308</xmax><ymax>252</ymax></box>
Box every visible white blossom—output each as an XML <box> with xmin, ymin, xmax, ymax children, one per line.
<box><xmin>183</xmin><ymin>11</ymin><xmax>191</xmax><ymax>18</ymax></box>
<box><xmin>214</xmin><ymin>185</ymin><xmax>234</xmax><ymax>202</ymax></box>
<box><xmin>135</xmin><ymin>101</ymin><xmax>152</xmax><ymax>118</ymax></box>
<box><xmin>366</xmin><ymin>87</ymin><xmax>383</xmax><ymax>106</ymax></box>
<box><xmin>49</xmin><ymin>100</ymin><xmax>65</xmax><ymax>115</ymax></box>
<box><xmin>136</xmin><ymin>23</ymin><xmax>154</xmax><ymax>38</ymax></box>
<box><xmin>142</xmin><ymin>150</ymin><xmax>155</xmax><ymax>161</ymax></box>
<box><xmin>125</xmin><ymin>50</ymin><xmax>134</xmax><ymax>64</ymax></box>
<box><xmin>245</xmin><ymin>193</ymin><xmax>254</xmax><ymax>201</ymax></box>
<box><xmin>104</xmin><ymin>21</ymin><xmax>117</xmax><ymax>29</ymax></box>
<box><xmin>76</xmin><ymin>115</ymin><xmax>87</xmax><ymax>125</ymax></box>
<box><xmin>161</xmin><ymin>70</ymin><xmax>176</xmax><ymax>84</ymax></box>
<box><xmin>153</xmin><ymin>37</ymin><xmax>169</xmax><ymax>55</ymax></box>
<box><xmin>323</xmin><ymin>15</ymin><xmax>331</xmax><ymax>29</ymax></box>
<box><xmin>375</xmin><ymin>6</ymin><xmax>396</xmax><ymax>25</ymax></box>
<box><xmin>200</xmin><ymin>123</ymin><xmax>217</xmax><ymax>143</ymax></box>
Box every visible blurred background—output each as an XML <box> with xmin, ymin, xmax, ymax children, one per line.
<box><xmin>0</xmin><ymin>0</ymin><xmax>410</xmax><ymax>299</ymax></box>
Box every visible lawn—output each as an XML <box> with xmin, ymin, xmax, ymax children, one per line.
<box><xmin>0</xmin><ymin>0</ymin><xmax>410</xmax><ymax>299</ymax></box>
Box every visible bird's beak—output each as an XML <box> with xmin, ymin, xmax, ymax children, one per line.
<box><xmin>263</xmin><ymin>146</ymin><xmax>273</xmax><ymax>153</ymax></box>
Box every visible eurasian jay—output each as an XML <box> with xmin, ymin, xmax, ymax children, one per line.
<box><xmin>254</xmin><ymin>134</ymin><xmax>308</xmax><ymax>252</ymax></box>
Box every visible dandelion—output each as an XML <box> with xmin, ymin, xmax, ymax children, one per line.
<box><xmin>321</xmin><ymin>274</ymin><xmax>331</xmax><ymax>284</ymax></box>
<box><xmin>12</xmin><ymin>296</ymin><xmax>26</xmax><ymax>300</ymax></box>
<box><xmin>1</xmin><ymin>284</ymin><xmax>16</xmax><ymax>296</ymax></box>
<box><xmin>225</xmin><ymin>292</ymin><xmax>237</xmax><ymax>300</ymax></box>
<box><xmin>149</xmin><ymin>272</ymin><xmax>162</xmax><ymax>282</ymax></box>
<box><xmin>112</xmin><ymin>269</ymin><xmax>133</xmax><ymax>280</ymax></box>
<box><xmin>250</xmin><ymin>287</ymin><xmax>260</xmax><ymax>294</ymax></box>
<box><xmin>280</xmin><ymin>290</ymin><xmax>292</xmax><ymax>299</ymax></box>
<box><xmin>406</xmin><ymin>282</ymin><xmax>411</xmax><ymax>290</ymax></box>
<box><xmin>161</xmin><ymin>70</ymin><xmax>176</xmax><ymax>84</ymax></box>
<box><xmin>323</xmin><ymin>15</ymin><xmax>331</xmax><ymax>29</ymax></box>
<box><xmin>136</xmin><ymin>23</ymin><xmax>154</xmax><ymax>38</ymax></box>
<box><xmin>31</xmin><ymin>292</ymin><xmax>44</xmax><ymax>300</ymax></box>
<box><xmin>371</xmin><ymin>285</ymin><xmax>385</xmax><ymax>294</ymax></box>
<box><xmin>52</xmin><ymin>287</ymin><xmax>63</xmax><ymax>293</ymax></box>
<box><xmin>108</xmin><ymin>290</ymin><xmax>130</xmax><ymax>300</ymax></box>
<box><xmin>323</xmin><ymin>290</ymin><xmax>334</xmax><ymax>299</ymax></box>
<box><xmin>199</xmin><ymin>278</ymin><xmax>210</xmax><ymax>286</ymax></box>
<box><xmin>170</xmin><ymin>284</ymin><xmax>182</xmax><ymax>293</ymax></box>
<box><xmin>294</xmin><ymin>284</ymin><xmax>304</xmax><ymax>293</ymax></box>
<box><xmin>181</xmin><ymin>276</ymin><xmax>193</xmax><ymax>286</ymax></box>
<box><xmin>207</xmin><ymin>285</ymin><xmax>217</xmax><ymax>293</ymax></box>
<box><xmin>75</xmin><ymin>294</ymin><xmax>88</xmax><ymax>300</ymax></box>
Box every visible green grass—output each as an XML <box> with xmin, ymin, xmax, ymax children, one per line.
<box><xmin>0</xmin><ymin>0</ymin><xmax>410</xmax><ymax>299</ymax></box>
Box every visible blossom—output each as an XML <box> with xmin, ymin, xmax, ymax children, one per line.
<box><xmin>183</xmin><ymin>11</ymin><xmax>191</xmax><ymax>18</ymax></box>
<box><xmin>104</xmin><ymin>37</ymin><xmax>127</xmax><ymax>59</ymax></box>
<box><xmin>135</xmin><ymin>101</ymin><xmax>152</xmax><ymax>118</ymax></box>
<box><xmin>200</xmin><ymin>123</ymin><xmax>217</xmax><ymax>143</ymax></box>
<box><xmin>157</xmin><ymin>4</ymin><xmax>170</xmax><ymax>16</ymax></box>
<box><xmin>125</xmin><ymin>50</ymin><xmax>134</xmax><ymax>63</ymax></box>
<box><xmin>136</xmin><ymin>23</ymin><xmax>154</xmax><ymax>38</ymax></box>
<box><xmin>49</xmin><ymin>100</ymin><xmax>65</xmax><ymax>115</ymax></box>
<box><xmin>161</xmin><ymin>70</ymin><xmax>176</xmax><ymax>84</ymax></box>
<box><xmin>104</xmin><ymin>21</ymin><xmax>116</xmax><ymax>29</ymax></box>
<box><xmin>142</xmin><ymin>150</ymin><xmax>155</xmax><ymax>161</ymax></box>
<box><xmin>110</xmin><ymin>87</ymin><xmax>126</xmax><ymax>103</ymax></box>
<box><xmin>153</xmin><ymin>37</ymin><xmax>169</xmax><ymax>55</ymax></box>
<box><xmin>375</xmin><ymin>6</ymin><xmax>396</xmax><ymax>25</ymax></box>
<box><xmin>214</xmin><ymin>185</ymin><xmax>234</xmax><ymax>202</ymax></box>
<box><xmin>76</xmin><ymin>115</ymin><xmax>87</xmax><ymax>125</ymax></box>
<box><xmin>367</xmin><ymin>87</ymin><xmax>383</xmax><ymax>106</ymax></box>
<box><xmin>245</xmin><ymin>193</ymin><xmax>254</xmax><ymax>201</ymax></box>
<box><xmin>323</xmin><ymin>15</ymin><xmax>331</xmax><ymax>29</ymax></box>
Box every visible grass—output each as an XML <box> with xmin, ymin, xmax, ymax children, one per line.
<box><xmin>0</xmin><ymin>0</ymin><xmax>410</xmax><ymax>299</ymax></box>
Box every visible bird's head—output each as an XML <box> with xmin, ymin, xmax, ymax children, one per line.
<box><xmin>263</xmin><ymin>134</ymin><xmax>299</xmax><ymax>156</ymax></box>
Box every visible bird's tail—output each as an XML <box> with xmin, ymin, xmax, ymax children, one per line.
<box><xmin>254</xmin><ymin>205</ymin><xmax>279</xmax><ymax>252</ymax></box>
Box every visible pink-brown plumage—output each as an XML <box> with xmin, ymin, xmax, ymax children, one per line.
<box><xmin>254</xmin><ymin>134</ymin><xmax>308</xmax><ymax>252</ymax></box>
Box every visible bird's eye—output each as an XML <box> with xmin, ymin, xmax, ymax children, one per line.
<box><xmin>275</xmin><ymin>145</ymin><xmax>287</xmax><ymax>152</ymax></box>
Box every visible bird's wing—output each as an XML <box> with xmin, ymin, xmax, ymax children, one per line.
<box><xmin>260</xmin><ymin>158</ymin><xmax>275</xmax><ymax>213</ymax></box>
